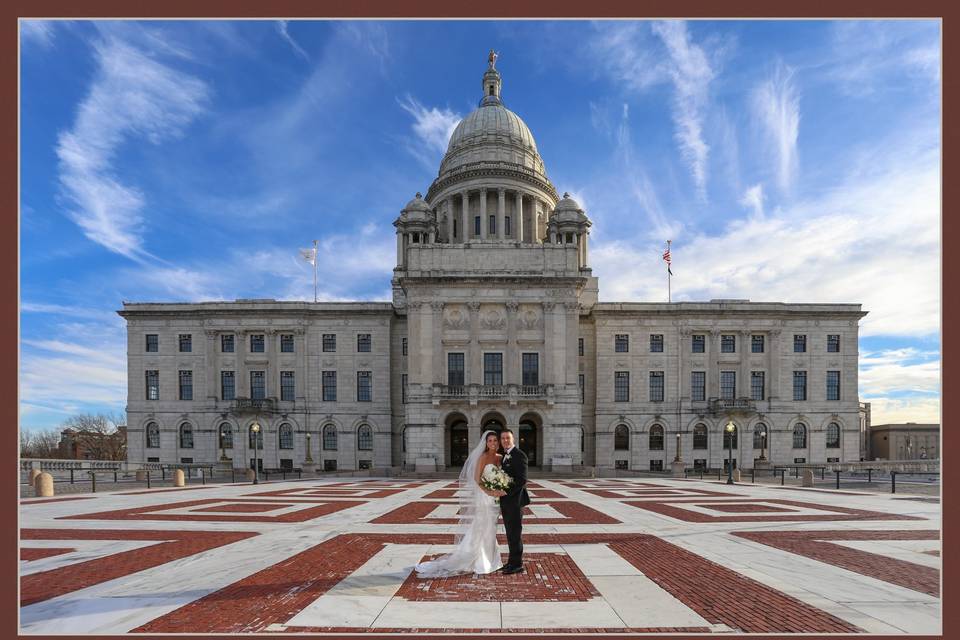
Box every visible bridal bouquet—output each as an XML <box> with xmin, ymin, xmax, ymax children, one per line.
<box><xmin>480</xmin><ymin>464</ymin><xmax>513</xmax><ymax>502</ymax></box>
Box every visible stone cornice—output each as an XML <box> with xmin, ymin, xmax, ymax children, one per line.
<box><xmin>425</xmin><ymin>164</ymin><xmax>559</xmax><ymax>204</ymax></box>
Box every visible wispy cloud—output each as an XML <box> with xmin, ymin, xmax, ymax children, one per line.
<box><xmin>20</xmin><ymin>19</ymin><xmax>56</xmax><ymax>48</ymax></box>
<box><xmin>276</xmin><ymin>20</ymin><xmax>309</xmax><ymax>61</ymax></box>
<box><xmin>739</xmin><ymin>183</ymin><xmax>765</xmax><ymax>219</ymax></box>
<box><xmin>55</xmin><ymin>33</ymin><xmax>209</xmax><ymax>260</ymax></box>
<box><xmin>398</xmin><ymin>95</ymin><xmax>462</xmax><ymax>169</ymax></box>
<box><xmin>651</xmin><ymin>21</ymin><xmax>714</xmax><ymax>199</ymax></box>
<box><xmin>865</xmin><ymin>397</ymin><xmax>940</xmax><ymax>425</ymax></box>
<box><xmin>752</xmin><ymin>60</ymin><xmax>800</xmax><ymax>193</ymax></box>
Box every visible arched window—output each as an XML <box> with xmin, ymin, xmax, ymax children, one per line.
<box><xmin>793</xmin><ymin>423</ymin><xmax>807</xmax><ymax>449</ymax></box>
<box><xmin>358</xmin><ymin>424</ymin><xmax>373</xmax><ymax>451</ymax></box>
<box><xmin>723</xmin><ymin>424</ymin><xmax>738</xmax><ymax>449</ymax></box>
<box><xmin>693</xmin><ymin>424</ymin><xmax>708</xmax><ymax>449</ymax></box>
<box><xmin>146</xmin><ymin>422</ymin><xmax>160</xmax><ymax>448</ymax></box>
<box><xmin>753</xmin><ymin>423</ymin><xmax>767</xmax><ymax>449</ymax></box>
<box><xmin>649</xmin><ymin>424</ymin><xmax>664</xmax><ymax>450</ymax></box>
<box><xmin>826</xmin><ymin>422</ymin><xmax>841</xmax><ymax>448</ymax></box>
<box><xmin>279</xmin><ymin>423</ymin><xmax>293</xmax><ymax>449</ymax></box>
<box><xmin>219</xmin><ymin>423</ymin><xmax>233</xmax><ymax>449</ymax></box>
<box><xmin>614</xmin><ymin>424</ymin><xmax>629</xmax><ymax>450</ymax></box>
<box><xmin>323</xmin><ymin>424</ymin><xmax>337</xmax><ymax>451</ymax></box>
<box><xmin>249</xmin><ymin>425</ymin><xmax>263</xmax><ymax>449</ymax></box>
<box><xmin>179</xmin><ymin>423</ymin><xmax>194</xmax><ymax>449</ymax></box>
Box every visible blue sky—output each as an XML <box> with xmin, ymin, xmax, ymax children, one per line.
<box><xmin>19</xmin><ymin>19</ymin><xmax>940</xmax><ymax>432</ymax></box>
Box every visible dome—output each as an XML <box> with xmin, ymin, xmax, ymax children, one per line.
<box><xmin>402</xmin><ymin>192</ymin><xmax>432</xmax><ymax>214</ymax></box>
<box><xmin>554</xmin><ymin>192</ymin><xmax>584</xmax><ymax>214</ymax></box>
<box><xmin>444</xmin><ymin>104</ymin><xmax>538</xmax><ymax>155</ymax></box>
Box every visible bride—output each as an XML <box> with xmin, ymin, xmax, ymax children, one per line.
<box><xmin>415</xmin><ymin>430</ymin><xmax>504</xmax><ymax>577</ymax></box>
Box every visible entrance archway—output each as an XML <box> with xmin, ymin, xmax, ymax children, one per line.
<box><xmin>480</xmin><ymin>411</ymin><xmax>506</xmax><ymax>440</ymax></box>
<box><xmin>445</xmin><ymin>412</ymin><xmax>470</xmax><ymax>467</ymax></box>
<box><xmin>518</xmin><ymin>412</ymin><xmax>541</xmax><ymax>467</ymax></box>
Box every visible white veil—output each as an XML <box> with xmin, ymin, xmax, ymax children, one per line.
<box><xmin>415</xmin><ymin>429</ymin><xmax>498</xmax><ymax>577</ymax></box>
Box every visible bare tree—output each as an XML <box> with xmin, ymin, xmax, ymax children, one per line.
<box><xmin>60</xmin><ymin>412</ymin><xmax>127</xmax><ymax>461</ymax></box>
<box><xmin>20</xmin><ymin>428</ymin><xmax>65</xmax><ymax>459</ymax></box>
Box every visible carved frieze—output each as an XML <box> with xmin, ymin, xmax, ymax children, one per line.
<box><xmin>443</xmin><ymin>305</ymin><xmax>469</xmax><ymax>329</ymax></box>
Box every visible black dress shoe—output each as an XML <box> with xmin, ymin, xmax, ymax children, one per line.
<box><xmin>503</xmin><ymin>564</ymin><xmax>524</xmax><ymax>575</ymax></box>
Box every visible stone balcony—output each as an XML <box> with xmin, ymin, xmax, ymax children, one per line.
<box><xmin>229</xmin><ymin>397</ymin><xmax>278</xmax><ymax>414</ymax></box>
<box><xmin>432</xmin><ymin>383</ymin><xmax>554</xmax><ymax>406</ymax></box>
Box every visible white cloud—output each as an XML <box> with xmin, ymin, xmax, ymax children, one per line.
<box><xmin>397</xmin><ymin>95</ymin><xmax>462</xmax><ymax>168</ymax></box>
<box><xmin>752</xmin><ymin>61</ymin><xmax>800</xmax><ymax>193</ymax></box>
<box><xmin>866</xmin><ymin>397</ymin><xmax>940</xmax><ymax>426</ymax></box>
<box><xmin>859</xmin><ymin>348</ymin><xmax>940</xmax><ymax>396</ymax></box>
<box><xmin>276</xmin><ymin>20</ymin><xmax>309</xmax><ymax>61</ymax></box>
<box><xmin>651</xmin><ymin>21</ymin><xmax>714</xmax><ymax>199</ymax></box>
<box><xmin>55</xmin><ymin>34</ymin><xmax>209</xmax><ymax>260</ymax></box>
<box><xmin>739</xmin><ymin>183</ymin><xmax>765</xmax><ymax>219</ymax></box>
<box><xmin>588</xmin><ymin>22</ymin><xmax>668</xmax><ymax>92</ymax></box>
<box><xmin>20</xmin><ymin>20</ymin><xmax>56</xmax><ymax>48</ymax></box>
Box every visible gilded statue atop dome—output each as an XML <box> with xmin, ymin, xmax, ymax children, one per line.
<box><xmin>488</xmin><ymin>49</ymin><xmax>498</xmax><ymax>69</ymax></box>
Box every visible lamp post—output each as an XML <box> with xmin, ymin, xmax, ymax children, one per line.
<box><xmin>725</xmin><ymin>421</ymin><xmax>735</xmax><ymax>484</ymax></box>
<box><xmin>305</xmin><ymin>432</ymin><xmax>313</xmax><ymax>463</ymax></box>
<box><xmin>251</xmin><ymin>422</ymin><xmax>261</xmax><ymax>484</ymax></box>
<box><xmin>758</xmin><ymin>425</ymin><xmax>767</xmax><ymax>461</ymax></box>
<box><xmin>674</xmin><ymin>432</ymin><xmax>681</xmax><ymax>462</ymax></box>
<box><xmin>219</xmin><ymin>425</ymin><xmax>229</xmax><ymax>462</ymax></box>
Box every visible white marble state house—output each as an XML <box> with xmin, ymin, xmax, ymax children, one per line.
<box><xmin>119</xmin><ymin>54</ymin><xmax>867</xmax><ymax>474</ymax></box>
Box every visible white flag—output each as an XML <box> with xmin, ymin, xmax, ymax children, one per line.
<box><xmin>299</xmin><ymin>247</ymin><xmax>316</xmax><ymax>266</ymax></box>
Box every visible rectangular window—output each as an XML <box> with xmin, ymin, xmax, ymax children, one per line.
<box><xmin>324</xmin><ymin>459</ymin><xmax>337</xmax><ymax>471</ymax></box>
<box><xmin>578</xmin><ymin>337</ymin><xmax>584</xmax><ymax>356</ymax></box>
<box><xmin>489</xmin><ymin>214</ymin><xmax>496</xmax><ymax>235</ymax></box>
<box><xmin>483</xmin><ymin>353</ymin><xmax>503</xmax><ymax>386</ymax></box>
<box><xmin>179</xmin><ymin>334</ymin><xmax>192</xmax><ymax>352</ymax></box>
<box><xmin>826</xmin><ymin>370</ymin><xmax>841</xmax><ymax>401</ymax></box>
<box><xmin>250</xmin><ymin>334</ymin><xmax>265</xmax><ymax>352</ymax></box>
<box><xmin>720</xmin><ymin>370</ymin><xmax>736</xmax><ymax>399</ymax></box>
<box><xmin>145</xmin><ymin>370</ymin><xmax>159</xmax><ymax>400</ymax></box>
<box><xmin>145</xmin><ymin>334</ymin><xmax>158</xmax><ymax>352</ymax></box>
<box><xmin>221</xmin><ymin>334</ymin><xmax>234</xmax><ymax>353</ymax></box>
<box><xmin>357</xmin><ymin>333</ymin><xmax>372</xmax><ymax>352</ymax></box>
<box><xmin>649</xmin><ymin>334</ymin><xmax>664</xmax><ymax>352</ymax></box>
<box><xmin>401</xmin><ymin>337</ymin><xmax>407</xmax><ymax>356</ymax></box>
<box><xmin>827</xmin><ymin>334</ymin><xmax>841</xmax><ymax>352</ymax></box>
<box><xmin>794</xmin><ymin>334</ymin><xmax>807</xmax><ymax>353</ymax></box>
<box><xmin>474</xmin><ymin>215</ymin><xmax>481</xmax><ymax>236</ymax></box>
<box><xmin>322</xmin><ymin>334</ymin><xmax>336</xmax><ymax>352</ymax></box>
<box><xmin>721</xmin><ymin>334</ymin><xmax>736</xmax><ymax>353</ymax></box>
<box><xmin>649</xmin><ymin>371</ymin><xmax>664</xmax><ymax>402</ymax></box>
<box><xmin>793</xmin><ymin>370</ymin><xmax>807</xmax><ymax>401</ymax></box>
<box><xmin>691</xmin><ymin>371</ymin><xmax>706</xmax><ymax>402</ymax></box>
<box><xmin>178</xmin><ymin>370</ymin><xmax>193</xmax><ymax>401</ymax></box>
<box><xmin>751</xmin><ymin>334</ymin><xmax>764</xmax><ymax>353</ymax></box>
<box><xmin>692</xmin><ymin>334</ymin><xmax>705</xmax><ymax>353</ymax></box>
<box><xmin>794</xmin><ymin>457</ymin><xmax>806</xmax><ymax>464</ymax></box>
<box><xmin>280</xmin><ymin>334</ymin><xmax>295</xmax><ymax>353</ymax></box>
<box><xmin>505</xmin><ymin>216</ymin><xmax>511</xmax><ymax>236</ymax></box>
<box><xmin>357</xmin><ymin>371</ymin><xmax>372</xmax><ymax>402</ymax></box>
<box><xmin>401</xmin><ymin>373</ymin><xmax>408</xmax><ymax>403</ymax></box>
<box><xmin>448</xmin><ymin>353</ymin><xmax>465</xmax><ymax>387</ymax></box>
<box><xmin>649</xmin><ymin>460</ymin><xmax>664</xmax><ymax>471</ymax></box>
<box><xmin>250</xmin><ymin>371</ymin><xmax>265</xmax><ymax>400</ymax></box>
<box><xmin>579</xmin><ymin>374</ymin><xmax>585</xmax><ymax>403</ymax></box>
<box><xmin>322</xmin><ymin>371</ymin><xmax>337</xmax><ymax>402</ymax></box>
<box><xmin>614</xmin><ymin>371</ymin><xmax>630</xmax><ymax>402</ymax></box>
<box><xmin>615</xmin><ymin>334</ymin><xmax>629</xmax><ymax>352</ymax></box>
<box><xmin>221</xmin><ymin>371</ymin><xmax>235</xmax><ymax>401</ymax></box>
<box><xmin>521</xmin><ymin>353</ymin><xmax>539</xmax><ymax>386</ymax></box>
<box><xmin>280</xmin><ymin>371</ymin><xmax>295</xmax><ymax>401</ymax></box>
<box><xmin>751</xmin><ymin>371</ymin><xmax>765</xmax><ymax>401</ymax></box>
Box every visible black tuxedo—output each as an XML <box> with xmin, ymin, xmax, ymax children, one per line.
<box><xmin>499</xmin><ymin>446</ymin><xmax>530</xmax><ymax>567</ymax></box>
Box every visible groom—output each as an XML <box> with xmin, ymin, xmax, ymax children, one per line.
<box><xmin>496</xmin><ymin>429</ymin><xmax>530</xmax><ymax>574</ymax></box>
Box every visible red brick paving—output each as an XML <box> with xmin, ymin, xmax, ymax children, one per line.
<box><xmin>370</xmin><ymin>501</ymin><xmax>620</xmax><ymax>525</ymax></box>
<box><xmin>131</xmin><ymin>532</ymin><xmax>861</xmax><ymax>633</ymax></box>
<box><xmin>57</xmin><ymin>497</ymin><xmax>366</xmax><ymax>523</ymax></box>
<box><xmin>191</xmin><ymin>502</ymin><xmax>293</xmax><ymax>513</ymax></box>
<box><xmin>584</xmin><ymin>488</ymin><xmax>738</xmax><ymax>499</ymax></box>
<box><xmin>396</xmin><ymin>553</ymin><xmax>597</xmax><ymax>601</ymax></box>
<box><xmin>118</xmin><ymin>486</ymin><xmax>217</xmax><ymax>495</ymax></box>
<box><xmin>695</xmin><ymin>503</ymin><xmax>796</xmax><ymax>513</ymax></box>
<box><xmin>20</xmin><ymin>528</ymin><xmax>257</xmax><ymax>606</ymax></box>
<box><xmin>20</xmin><ymin>547</ymin><xmax>76</xmax><ymax>561</ymax></box>
<box><xmin>733</xmin><ymin>529</ymin><xmax>940</xmax><ymax>596</ymax></box>
<box><xmin>276</xmin><ymin>626</ymin><xmax>713</xmax><ymax>633</ymax></box>
<box><xmin>924</xmin><ymin>550</ymin><xmax>941</xmax><ymax>556</ymax></box>
<box><xmin>247</xmin><ymin>487</ymin><xmax>405</xmax><ymax>499</ymax></box>
<box><xmin>423</xmin><ymin>489</ymin><xmax>566</xmax><ymax>500</ymax></box>
<box><xmin>625</xmin><ymin>498</ymin><xmax>923</xmax><ymax>523</ymax></box>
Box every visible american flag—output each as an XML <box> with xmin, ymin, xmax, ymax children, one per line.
<box><xmin>662</xmin><ymin>243</ymin><xmax>673</xmax><ymax>275</ymax></box>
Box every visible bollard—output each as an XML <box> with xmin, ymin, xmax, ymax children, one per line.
<box><xmin>70</xmin><ymin>469</ymin><xmax>74</xmax><ymax>484</ymax></box>
<box><xmin>162</xmin><ymin>467</ymin><xmax>166</xmax><ymax>480</ymax></box>
<box><xmin>147</xmin><ymin>471</ymin><xmax>151</xmax><ymax>489</ymax></box>
<box><xmin>201</xmin><ymin>469</ymin><xmax>205</xmax><ymax>485</ymax></box>
<box><xmin>794</xmin><ymin>467</ymin><xmax>798</xmax><ymax>478</ymax></box>
<box><xmin>780</xmin><ymin>469</ymin><xmax>785</xmax><ymax>485</ymax></box>
<box><xmin>867</xmin><ymin>469</ymin><xmax>872</xmax><ymax>483</ymax></box>
<box><xmin>89</xmin><ymin>471</ymin><xmax>97</xmax><ymax>493</ymax></box>
<box><xmin>835</xmin><ymin>470</ymin><xmax>840</xmax><ymax>489</ymax></box>
<box><xmin>136</xmin><ymin>469</ymin><xmax>147</xmax><ymax>482</ymax></box>
<box><xmin>891</xmin><ymin>471</ymin><xmax>897</xmax><ymax>494</ymax></box>
<box><xmin>821</xmin><ymin>468</ymin><xmax>825</xmax><ymax>480</ymax></box>
<box><xmin>173</xmin><ymin>468</ymin><xmax>185</xmax><ymax>487</ymax></box>
<box><xmin>34</xmin><ymin>472</ymin><xmax>54</xmax><ymax>497</ymax></box>
<box><xmin>114</xmin><ymin>470</ymin><xmax>118</xmax><ymax>483</ymax></box>
<box><xmin>246</xmin><ymin>468</ymin><xmax>255</xmax><ymax>482</ymax></box>
<box><xmin>28</xmin><ymin>468</ymin><xmax>42</xmax><ymax>487</ymax></box>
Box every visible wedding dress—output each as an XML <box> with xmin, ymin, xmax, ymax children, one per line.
<box><xmin>414</xmin><ymin>430</ymin><xmax>503</xmax><ymax>577</ymax></box>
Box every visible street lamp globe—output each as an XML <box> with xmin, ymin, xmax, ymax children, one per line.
<box><xmin>251</xmin><ymin>422</ymin><xmax>261</xmax><ymax>484</ymax></box>
<box><xmin>724</xmin><ymin>421</ymin><xmax>735</xmax><ymax>485</ymax></box>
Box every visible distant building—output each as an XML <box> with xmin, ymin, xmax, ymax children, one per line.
<box><xmin>868</xmin><ymin>422</ymin><xmax>939</xmax><ymax>461</ymax></box>
<box><xmin>58</xmin><ymin>426</ymin><xmax>127</xmax><ymax>460</ymax></box>
<box><xmin>859</xmin><ymin>401</ymin><xmax>871</xmax><ymax>460</ymax></box>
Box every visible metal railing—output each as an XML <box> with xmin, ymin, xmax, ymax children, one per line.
<box><xmin>230</xmin><ymin>397</ymin><xmax>277</xmax><ymax>413</ymax></box>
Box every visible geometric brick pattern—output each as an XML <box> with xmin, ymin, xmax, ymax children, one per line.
<box><xmin>56</xmin><ymin>497</ymin><xmax>366</xmax><ymax>523</ymax></box>
<box><xmin>696</xmin><ymin>503</ymin><xmax>796</xmax><ymax>513</ymax></box>
<box><xmin>625</xmin><ymin>498</ymin><xmax>924</xmax><ymax>523</ymax></box>
<box><xmin>732</xmin><ymin>529</ymin><xmax>940</xmax><ymax>596</ymax></box>
<box><xmin>370</xmin><ymin>500</ymin><xmax>620</xmax><ymax>525</ymax></box>
<box><xmin>20</xmin><ymin>547</ymin><xmax>77</xmax><ymax>561</ymax></box>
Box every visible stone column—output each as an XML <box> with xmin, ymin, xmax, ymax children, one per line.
<box><xmin>205</xmin><ymin>329</ymin><xmax>218</xmax><ymax>401</ymax></box>
<box><xmin>468</xmin><ymin>301</ymin><xmax>481</xmax><ymax>386</ymax></box>
<box><xmin>237</xmin><ymin>329</ymin><xmax>248</xmax><ymax>399</ymax></box>
<box><xmin>516</xmin><ymin>192</ymin><xmax>524</xmax><ymax>243</ymax></box>
<box><xmin>770</xmin><ymin>328</ymin><xmax>782</xmax><ymax>401</ymax></box>
<box><xmin>265</xmin><ymin>328</ymin><xmax>277</xmax><ymax>400</ymax></box>
<box><xmin>542</xmin><ymin>301</ymin><xmax>554</xmax><ymax>386</ymax></box>
<box><xmin>550</xmin><ymin>226</ymin><xmax>557</xmax><ymax>244</ymax></box>
<box><xmin>444</xmin><ymin>198</ymin><xmax>452</xmax><ymax>241</ymax></box>
<box><xmin>582</xmin><ymin>231</ymin><xmax>589</xmax><ymax>267</ymax></box>
<box><xmin>506</xmin><ymin>301</ymin><xmax>519</xmax><ymax>385</ymax></box>
<box><xmin>396</xmin><ymin>232</ymin><xmax>403</xmax><ymax>267</ymax></box>
<box><xmin>417</xmin><ymin>302</ymin><xmax>433</xmax><ymax>387</ymax></box>
<box><xmin>563</xmin><ymin>301</ymin><xmax>579</xmax><ymax>385</ymax></box>
<box><xmin>497</xmin><ymin>188</ymin><xmax>506</xmax><ymax>240</ymax></box>
<box><xmin>740</xmin><ymin>329</ymin><xmax>751</xmax><ymax>400</ymax></box>
<box><xmin>480</xmin><ymin>188</ymin><xmax>488</xmax><ymax>240</ymax></box>
<box><xmin>431</xmin><ymin>302</ymin><xmax>445</xmax><ymax>384</ymax></box>
<box><xmin>708</xmin><ymin>329</ymin><xmax>721</xmax><ymax>399</ymax></box>
<box><xmin>295</xmin><ymin>326</ymin><xmax>307</xmax><ymax>403</ymax></box>
<box><xmin>461</xmin><ymin>191</ymin><xmax>469</xmax><ymax>244</ymax></box>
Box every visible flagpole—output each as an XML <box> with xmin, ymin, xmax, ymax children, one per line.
<box><xmin>667</xmin><ymin>239</ymin><xmax>672</xmax><ymax>303</ymax></box>
<box><xmin>312</xmin><ymin>239</ymin><xmax>318</xmax><ymax>303</ymax></box>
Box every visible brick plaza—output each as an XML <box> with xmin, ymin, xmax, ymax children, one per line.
<box><xmin>19</xmin><ymin>477</ymin><xmax>940</xmax><ymax>634</ymax></box>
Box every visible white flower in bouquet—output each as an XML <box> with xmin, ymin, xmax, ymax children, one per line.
<box><xmin>479</xmin><ymin>463</ymin><xmax>513</xmax><ymax>501</ymax></box>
